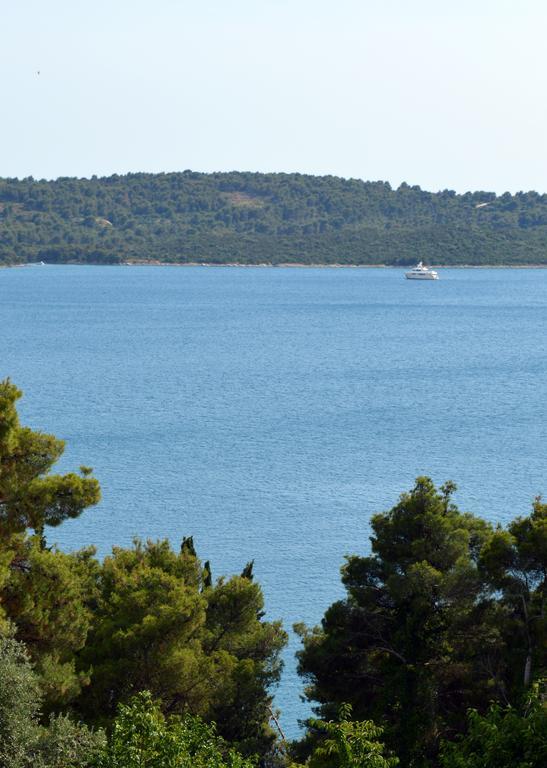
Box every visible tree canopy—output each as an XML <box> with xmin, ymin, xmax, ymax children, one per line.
<box><xmin>295</xmin><ymin>478</ymin><xmax>547</xmax><ymax>767</ymax></box>
<box><xmin>77</xmin><ymin>538</ymin><xmax>287</xmax><ymax>758</ymax></box>
<box><xmin>0</xmin><ymin>379</ymin><xmax>100</xmax><ymax>542</ymax></box>
<box><xmin>0</xmin><ymin>382</ymin><xmax>286</xmax><ymax>764</ymax></box>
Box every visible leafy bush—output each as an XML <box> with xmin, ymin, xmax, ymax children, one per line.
<box><xmin>96</xmin><ymin>691</ymin><xmax>256</xmax><ymax>768</ymax></box>
<box><xmin>0</xmin><ymin>633</ymin><xmax>104</xmax><ymax>768</ymax></box>
<box><xmin>440</xmin><ymin>683</ymin><xmax>547</xmax><ymax>768</ymax></box>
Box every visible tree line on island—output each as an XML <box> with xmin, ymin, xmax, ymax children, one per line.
<box><xmin>2</xmin><ymin>171</ymin><xmax>547</xmax><ymax>267</ymax></box>
<box><xmin>0</xmin><ymin>378</ymin><xmax>545</xmax><ymax>767</ymax></box>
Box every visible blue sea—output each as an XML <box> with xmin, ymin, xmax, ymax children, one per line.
<box><xmin>1</xmin><ymin>265</ymin><xmax>546</xmax><ymax>736</ymax></box>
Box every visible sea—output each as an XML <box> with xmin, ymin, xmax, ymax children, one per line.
<box><xmin>1</xmin><ymin>264</ymin><xmax>546</xmax><ymax>737</ymax></box>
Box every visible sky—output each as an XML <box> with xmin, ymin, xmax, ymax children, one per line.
<box><xmin>1</xmin><ymin>0</ymin><xmax>547</xmax><ymax>193</ymax></box>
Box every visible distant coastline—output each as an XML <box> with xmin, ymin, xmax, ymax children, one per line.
<box><xmin>6</xmin><ymin>261</ymin><xmax>547</xmax><ymax>269</ymax></box>
<box><xmin>120</xmin><ymin>261</ymin><xmax>547</xmax><ymax>269</ymax></box>
<box><xmin>3</xmin><ymin>171</ymin><xmax>547</xmax><ymax>268</ymax></box>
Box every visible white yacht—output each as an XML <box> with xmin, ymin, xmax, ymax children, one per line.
<box><xmin>405</xmin><ymin>262</ymin><xmax>439</xmax><ymax>280</ymax></box>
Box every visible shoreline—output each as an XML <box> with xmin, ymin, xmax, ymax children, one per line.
<box><xmin>122</xmin><ymin>261</ymin><xmax>547</xmax><ymax>269</ymax></box>
<box><xmin>5</xmin><ymin>261</ymin><xmax>547</xmax><ymax>269</ymax></box>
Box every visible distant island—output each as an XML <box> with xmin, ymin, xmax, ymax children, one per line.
<box><xmin>1</xmin><ymin>170</ymin><xmax>547</xmax><ymax>266</ymax></box>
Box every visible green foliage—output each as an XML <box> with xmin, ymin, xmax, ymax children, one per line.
<box><xmin>0</xmin><ymin>379</ymin><xmax>100</xmax><ymax>541</ymax></box>
<box><xmin>2</xmin><ymin>536</ymin><xmax>97</xmax><ymax>708</ymax></box>
<box><xmin>2</xmin><ymin>380</ymin><xmax>544</xmax><ymax>765</ymax></box>
<box><xmin>440</xmin><ymin>682</ymin><xmax>547</xmax><ymax>768</ymax></box>
<box><xmin>295</xmin><ymin>478</ymin><xmax>531</xmax><ymax>766</ymax></box>
<box><xmin>1</xmin><ymin>172</ymin><xmax>547</xmax><ymax>266</ymax></box>
<box><xmin>32</xmin><ymin>713</ymin><xmax>106</xmax><ymax>768</ymax></box>
<box><xmin>479</xmin><ymin>498</ymin><xmax>547</xmax><ymax>690</ymax></box>
<box><xmin>0</xmin><ymin>633</ymin><xmax>41</xmax><ymax>768</ymax></box>
<box><xmin>0</xmin><ymin>532</ymin><xmax>285</xmax><ymax>761</ymax></box>
<box><xmin>0</xmin><ymin>382</ymin><xmax>284</xmax><ymax>762</ymax></box>
<box><xmin>298</xmin><ymin>704</ymin><xmax>398</xmax><ymax>768</ymax></box>
<box><xmin>96</xmin><ymin>690</ymin><xmax>256</xmax><ymax>768</ymax></box>
<box><xmin>77</xmin><ymin>539</ymin><xmax>287</xmax><ymax>758</ymax></box>
<box><xmin>0</xmin><ymin>633</ymin><xmax>104</xmax><ymax>768</ymax></box>
<box><xmin>0</xmin><ymin>377</ymin><xmax>101</xmax><ymax>705</ymax></box>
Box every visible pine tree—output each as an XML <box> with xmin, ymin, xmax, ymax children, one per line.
<box><xmin>0</xmin><ymin>379</ymin><xmax>100</xmax><ymax>544</ymax></box>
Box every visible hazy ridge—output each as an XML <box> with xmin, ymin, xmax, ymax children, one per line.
<box><xmin>2</xmin><ymin>171</ymin><xmax>547</xmax><ymax>266</ymax></box>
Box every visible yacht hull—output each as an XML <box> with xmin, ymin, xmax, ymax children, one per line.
<box><xmin>405</xmin><ymin>273</ymin><xmax>438</xmax><ymax>280</ymax></box>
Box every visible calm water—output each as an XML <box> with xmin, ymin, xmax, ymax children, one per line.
<box><xmin>1</xmin><ymin>265</ymin><xmax>546</xmax><ymax>736</ymax></box>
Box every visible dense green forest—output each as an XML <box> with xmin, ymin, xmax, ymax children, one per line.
<box><xmin>2</xmin><ymin>172</ymin><xmax>547</xmax><ymax>266</ymax></box>
<box><xmin>0</xmin><ymin>380</ymin><xmax>545</xmax><ymax>767</ymax></box>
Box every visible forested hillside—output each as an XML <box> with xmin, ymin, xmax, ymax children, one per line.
<box><xmin>1</xmin><ymin>171</ymin><xmax>547</xmax><ymax>266</ymax></box>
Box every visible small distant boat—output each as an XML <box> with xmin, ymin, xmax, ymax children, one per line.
<box><xmin>405</xmin><ymin>262</ymin><xmax>438</xmax><ymax>280</ymax></box>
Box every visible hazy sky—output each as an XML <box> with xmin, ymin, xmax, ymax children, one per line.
<box><xmin>2</xmin><ymin>0</ymin><xmax>547</xmax><ymax>192</ymax></box>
